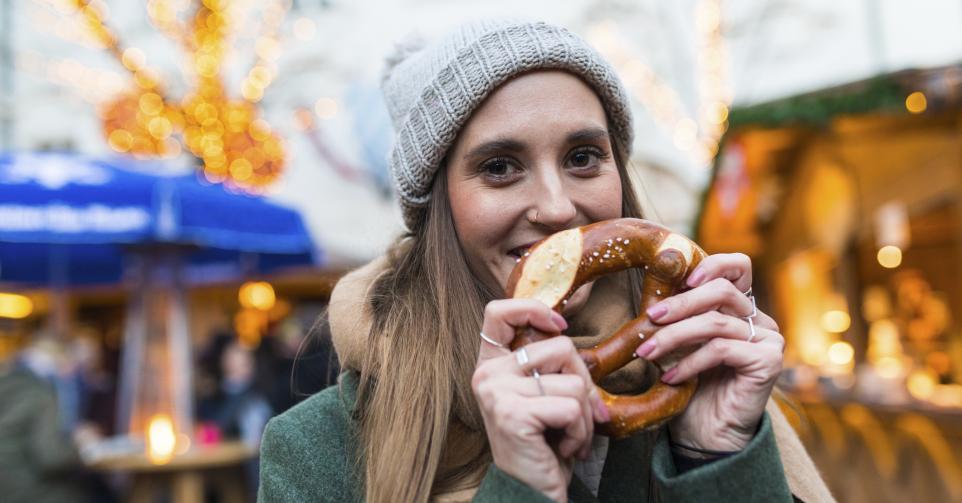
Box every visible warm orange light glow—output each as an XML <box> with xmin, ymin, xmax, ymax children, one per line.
<box><xmin>827</xmin><ymin>341</ymin><xmax>854</xmax><ymax>366</ymax></box>
<box><xmin>147</xmin><ymin>414</ymin><xmax>176</xmax><ymax>464</ymax></box>
<box><xmin>241</xmin><ymin>80</ymin><xmax>264</xmax><ymax>102</ymax></box>
<box><xmin>138</xmin><ymin>93</ymin><xmax>163</xmax><ymax>116</ymax></box>
<box><xmin>229</xmin><ymin>158</ymin><xmax>253</xmax><ymax>181</ymax></box>
<box><xmin>875</xmin><ymin>356</ymin><xmax>904</xmax><ymax>378</ymax></box>
<box><xmin>147</xmin><ymin>116</ymin><xmax>172</xmax><ymax>139</ymax></box>
<box><xmin>239</xmin><ymin>281</ymin><xmax>276</xmax><ymax>311</ymax></box>
<box><xmin>0</xmin><ymin>293</ymin><xmax>33</xmax><ymax>319</ymax></box>
<box><xmin>234</xmin><ymin>309</ymin><xmax>266</xmax><ymax>348</ymax></box>
<box><xmin>66</xmin><ymin>0</ymin><xmax>287</xmax><ymax>190</ymax></box>
<box><xmin>907</xmin><ymin>369</ymin><xmax>937</xmax><ymax>400</ymax></box>
<box><xmin>929</xmin><ymin>384</ymin><xmax>962</xmax><ymax>408</ymax></box>
<box><xmin>821</xmin><ymin>310</ymin><xmax>851</xmax><ymax>333</ymax></box>
<box><xmin>905</xmin><ymin>91</ymin><xmax>927</xmax><ymax>114</ymax></box>
<box><xmin>877</xmin><ymin>245</ymin><xmax>902</xmax><ymax>268</ymax></box>
<box><xmin>121</xmin><ymin>47</ymin><xmax>146</xmax><ymax>70</ymax></box>
<box><xmin>108</xmin><ymin>129</ymin><xmax>133</xmax><ymax>152</ymax></box>
<box><xmin>799</xmin><ymin>330</ymin><xmax>829</xmax><ymax>367</ymax></box>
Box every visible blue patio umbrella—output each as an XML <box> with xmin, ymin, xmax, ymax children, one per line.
<box><xmin>0</xmin><ymin>151</ymin><xmax>319</xmax><ymax>286</ymax></box>
<box><xmin>0</xmin><ymin>151</ymin><xmax>321</xmax><ymax>443</ymax></box>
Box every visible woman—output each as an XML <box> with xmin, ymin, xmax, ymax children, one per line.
<box><xmin>258</xmin><ymin>20</ymin><xmax>833</xmax><ymax>503</ymax></box>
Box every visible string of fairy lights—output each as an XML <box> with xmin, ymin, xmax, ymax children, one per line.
<box><xmin>587</xmin><ymin>0</ymin><xmax>731</xmax><ymax>167</ymax></box>
<box><xmin>26</xmin><ymin>0</ymin><xmax>290</xmax><ymax>192</ymax></box>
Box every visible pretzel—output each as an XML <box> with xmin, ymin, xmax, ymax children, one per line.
<box><xmin>505</xmin><ymin>218</ymin><xmax>707</xmax><ymax>438</ymax></box>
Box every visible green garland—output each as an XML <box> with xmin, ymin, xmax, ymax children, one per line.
<box><xmin>726</xmin><ymin>76</ymin><xmax>908</xmax><ymax>129</ymax></box>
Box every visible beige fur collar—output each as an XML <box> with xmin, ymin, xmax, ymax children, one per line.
<box><xmin>328</xmin><ymin>257</ymin><xmax>835</xmax><ymax>503</ymax></box>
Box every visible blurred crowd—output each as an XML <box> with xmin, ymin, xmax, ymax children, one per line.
<box><xmin>0</xmin><ymin>313</ymin><xmax>338</xmax><ymax>503</ymax></box>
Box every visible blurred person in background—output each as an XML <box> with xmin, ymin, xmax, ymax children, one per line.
<box><xmin>71</xmin><ymin>332</ymin><xmax>117</xmax><ymax>437</ymax></box>
<box><xmin>258</xmin><ymin>19</ymin><xmax>833</xmax><ymax>503</ymax></box>
<box><xmin>0</xmin><ymin>338</ymin><xmax>94</xmax><ymax>503</ymax></box>
<box><xmin>265</xmin><ymin>316</ymin><xmax>339</xmax><ymax>414</ymax></box>
<box><xmin>198</xmin><ymin>339</ymin><xmax>272</xmax><ymax>496</ymax></box>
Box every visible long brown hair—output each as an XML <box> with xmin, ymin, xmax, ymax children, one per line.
<box><xmin>356</xmin><ymin>134</ymin><xmax>646</xmax><ymax>502</ymax></box>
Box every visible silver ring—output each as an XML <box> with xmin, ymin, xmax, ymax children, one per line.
<box><xmin>532</xmin><ymin>369</ymin><xmax>545</xmax><ymax>395</ymax></box>
<box><xmin>746</xmin><ymin>315</ymin><xmax>757</xmax><ymax>343</ymax></box>
<box><xmin>479</xmin><ymin>331</ymin><xmax>504</xmax><ymax>348</ymax></box>
<box><xmin>746</xmin><ymin>294</ymin><xmax>757</xmax><ymax>318</ymax></box>
<box><xmin>744</xmin><ymin>286</ymin><xmax>753</xmax><ymax>297</ymax></box>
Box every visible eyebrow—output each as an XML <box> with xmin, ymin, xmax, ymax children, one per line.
<box><xmin>565</xmin><ymin>127</ymin><xmax>609</xmax><ymax>144</ymax></box>
<box><xmin>462</xmin><ymin>127</ymin><xmax>610</xmax><ymax>162</ymax></box>
<box><xmin>463</xmin><ymin>138</ymin><xmax>525</xmax><ymax>163</ymax></box>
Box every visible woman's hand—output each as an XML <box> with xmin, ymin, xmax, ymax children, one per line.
<box><xmin>635</xmin><ymin>253</ymin><xmax>785</xmax><ymax>453</ymax></box>
<box><xmin>472</xmin><ymin>299</ymin><xmax>610</xmax><ymax>503</ymax></box>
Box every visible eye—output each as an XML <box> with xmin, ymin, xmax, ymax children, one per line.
<box><xmin>571</xmin><ymin>151</ymin><xmax>594</xmax><ymax>168</ymax></box>
<box><xmin>482</xmin><ymin>158</ymin><xmax>512</xmax><ymax>176</ymax></box>
<box><xmin>478</xmin><ymin>157</ymin><xmax>522</xmax><ymax>184</ymax></box>
<box><xmin>566</xmin><ymin>146</ymin><xmax>609</xmax><ymax>170</ymax></box>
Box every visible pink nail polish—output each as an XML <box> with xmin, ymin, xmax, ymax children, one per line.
<box><xmin>598</xmin><ymin>401</ymin><xmax>611</xmax><ymax>423</ymax></box>
<box><xmin>686</xmin><ymin>270</ymin><xmax>704</xmax><ymax>287</ymax></box>
<box><xmin>647</xmin><ymin>303</ymin><xmax>668</xmax><ymax>321</ymax></box>
<box><xmin>636</xmin><ymin>339</ymin><xmax>656</xmax><ymax>358</ymax></box>
<box><xmin>661</xmin><ymin>367</ymin><xmax>678</xmax><ymax>383</ymax></box>
<box><xmin>550</xmin><ymin>311</ymin><xmax>568</xmax><ymax>331</ymax></box>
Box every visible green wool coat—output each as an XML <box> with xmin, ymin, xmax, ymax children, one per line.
<box><xmin>0</xmin><ymin>367</ymin><xmax>86</xmax><ymax>503</ymax></box>
<box><xmin>258</xmin><ymin>371</ymin><xmax>795</xmax><ymax>502</ymax></box>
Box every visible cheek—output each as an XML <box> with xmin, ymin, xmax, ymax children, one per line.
<box><xmin>582</xmin><ymin>171</ymin><xmax>624</xmax><ymax>220</ymax></box>
<box><xmin>448</xmin><ymin>183</ymin><xmax>517</xmax><ymax>266</ymax></box>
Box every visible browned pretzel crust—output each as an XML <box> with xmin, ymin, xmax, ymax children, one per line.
<box><xmin>505</xmin><ymin>218</ymin><xmax>707</xmax><ymax>438</ymax></box>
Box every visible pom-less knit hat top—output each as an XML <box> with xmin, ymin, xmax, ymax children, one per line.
<box><xmin>381</xmin><ymin>19</ymin><xmax>635</xmax><ymax>230</ymax></box>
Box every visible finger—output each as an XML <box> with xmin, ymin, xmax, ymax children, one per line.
<box><xmin>752</xmin><ymin>309</ymin><xmax>779</xmax><ymax>333</ymax></box>
<box><xmin>660</xmin><ymin>336</ymin><xmax>784</xmax><ymax>385</ymax></box>
<box><xmin>638</xmin><ymin>311</ymin><xmax>776</xmax><ymax>361</ymax></box>
<box><xmin>483</xmin><ymin>336</ymin><xmax>586</xmax><ymax>378</ymax></box>
<box><xmin>513</xmin><ymin>337</ymin><xmax>600</xmax><ymax>456</ymax></box>
<box><xmin>484</xmin><ymin>336</ymin><xmax>607</xmax><ymax>428</ymax></box>
<box><xmin>515</xmin><ymin>373</ymin><xmax>598</xmax><ymax>458</ymax></box>
<box><xmin>523</xmin><ymin>396</ymin><xmax>589</xmax><ymax>459</ymax></box>
<box><xmin>686</xmin><ymin>253</ymin><xmax>752</xmax><ymax>293</ymax></box>
<box><xmin>646</xmin><ymin>277</ymin><xmax>754</xmax><ymax>324</ymax></box>
<box><xmin>479</xmin><ymin>299</ymin><xmax>567</xmax><ymax>361</ymax></box>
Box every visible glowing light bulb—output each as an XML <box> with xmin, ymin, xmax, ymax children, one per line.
<box><xmin>147</xmin><ymin>414</ymin><xmax>176</xmax><ymax>464</ymax></box>
<box><xmin>0</xmin><ymin>293</ymin><xmax>33</xmax><ymax>319</ymax></box>
<box><xmin>239</xmin><ymin>281</ymin><xmax>276</xmax><ymax>311</ymax></box>
<box><xmin>877</xmin><ymin>246</ymin><xmax>902</xmax><ymax>268</ymax></box>
<box><xmin>905</xmin><ymin>91</ymin><xmax>927</xmax><ymax>114</ymax></box>
<box><xmin>822</xmin><ymin>310</ymin><xmax>851</xmax><ymax>333</ymax></box>
<box><xmin>827</xmin><ymin>341</ymin><xmax>854</xmax><ymax>366</ymax></box>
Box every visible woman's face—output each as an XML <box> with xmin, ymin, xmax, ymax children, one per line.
<box><xmin>446</xmin><ymin>70</ymin><xmax>623</xmax><ymax>311</ymax></box>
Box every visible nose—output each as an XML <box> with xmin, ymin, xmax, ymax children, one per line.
<box><xmin>527</xmin><ymin>168</ymin><xmax>577</xmax><ymax>229</ymax></box>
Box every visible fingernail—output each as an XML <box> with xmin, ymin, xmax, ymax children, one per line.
<box><xmin>597</xmin><ymin>401</ymin><xmax>611</xmax><ymax>423</ymax></box>
<box><xmin>647</xmin><ymin>303</ymin><xmax>668</xmax><ymax>322</ymax></box>
<box><xmin>550</xmin><ymin>311</ymin><xmax>568</xmax><ymax>331</ymax></box>
<box><xmin>661</xmin><ymin>367</ymin><xmax>678</xmax><ymax>384</ymax></box>
<box><xmin>686</xmin><ymin>269</ymin><xmax>704</xmax><ymax>287</ymax></box>
<box><xmin>636</xmin><ymin>339</ymin><xmax>656</xmax><ymax>358</ymax></box>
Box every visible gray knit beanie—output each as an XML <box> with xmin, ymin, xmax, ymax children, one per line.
<box><xmin>381</xmin><ymin>19</ymin><xmax>634</xmax><ymax>230</ymax></box>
